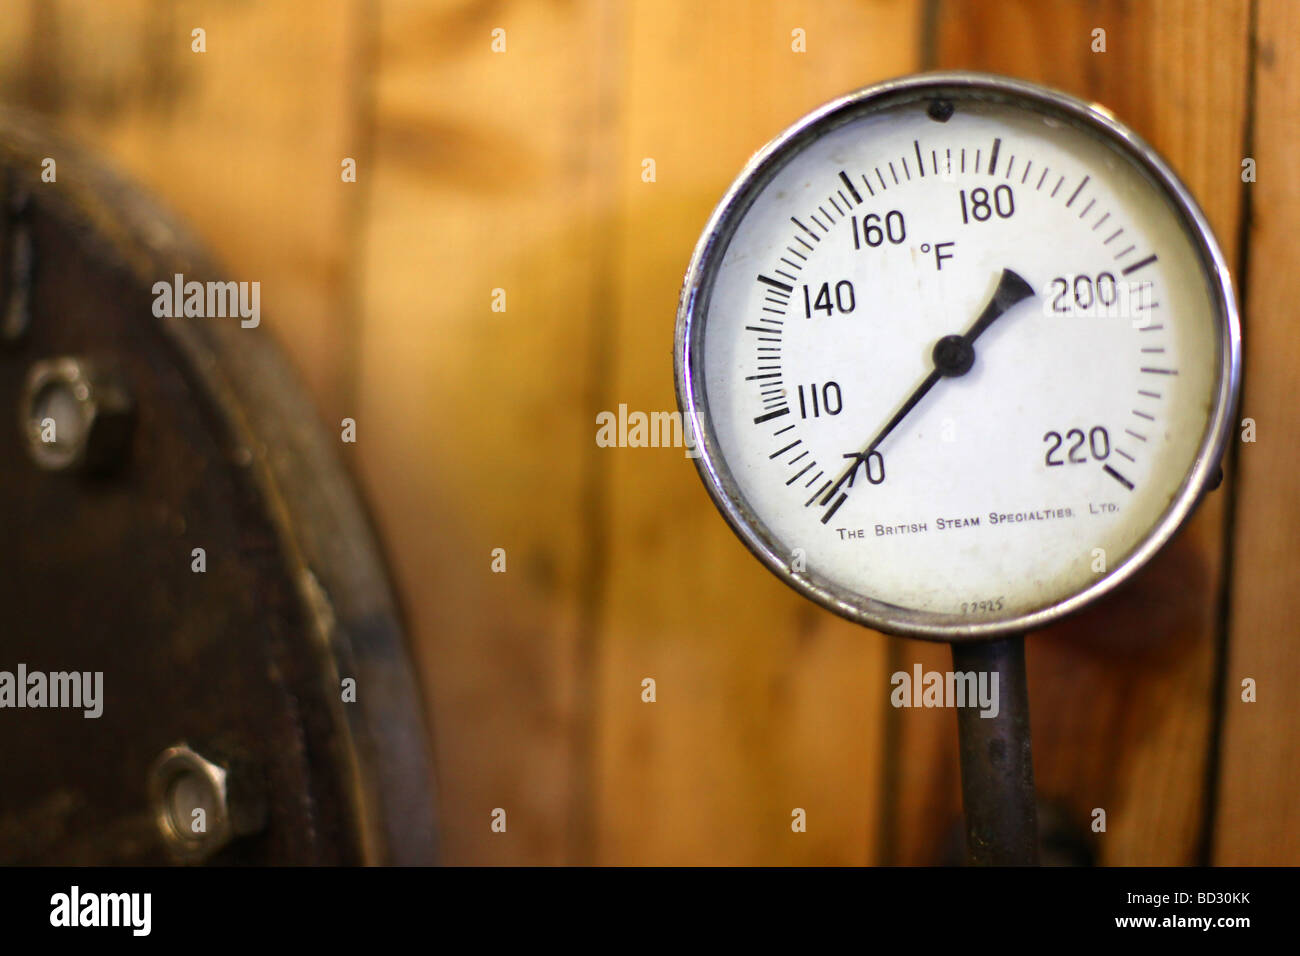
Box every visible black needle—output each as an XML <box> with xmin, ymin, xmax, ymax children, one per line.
<box><xmin>819</xmin><ymin>268</ymin><xmax>1035</xmax><ymax>510</ymax></box>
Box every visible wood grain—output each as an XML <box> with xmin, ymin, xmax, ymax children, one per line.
<box><xmin>1214</xmin><ymin>0</ymin><xmax>1300</xmax><ymax>865</ymax></box>
<box><xmin>593</xmin><ymin>0</ymin><xmax>922</xmax><ymax>865</ymax></box>
<box><xmin>354</xmin><ymin>0</ymin><xmax>626</xmax><ymax>864</ymax></box>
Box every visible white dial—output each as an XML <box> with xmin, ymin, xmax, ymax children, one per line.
<box><xmin>677</xmin><ymin>74</ymin><xmax>1239</xmax><ymax>639</ymax></box>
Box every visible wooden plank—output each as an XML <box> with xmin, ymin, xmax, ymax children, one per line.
<box><xmin>0</xmin><ymin>0</ymin><xmax>364</xmax><ymax>426</ymax></box>
<box><xmin>1214</xmin><ymin>0</ymin><xmax>1300</xmax><ymax>865</ymax></box>
<box><xmin>355</xmin><ymin>0</ymin><xmax>625</xmax><ymax>864</ymax></box>
<box><xmin>595</xmin><ymin>0</ymin><xmax>922</xmax><ymax>865</ymax></box>
<box><xmin>907</xmin><ymin>0</ymin><xmax>1252</xmax><ymax>865</ymax></box>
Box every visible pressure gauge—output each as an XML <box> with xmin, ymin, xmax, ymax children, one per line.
<box><xmin>675</xmin><ymin>73</ymin><xmax>1240</xmax><ymax>641</ymax></box>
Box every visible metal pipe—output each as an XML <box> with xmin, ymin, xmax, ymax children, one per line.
<box><xmin>951</xmin><ymin>635</ymin><xmax>1039</xmax><ymax>865</ymax></box>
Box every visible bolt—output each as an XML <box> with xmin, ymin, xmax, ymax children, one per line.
<box><xmin>148</xmin><ymin>744</ymin><xmax>266</xmax><ymax>863</ymax></box>
<box><xmin>21</xmin><ymin>356</ymin><xmax>134</xmax><ymax>472</ymax></box>
<box><xmin>927</xmin><ymin>98</ymin><xmax>955</xmax><ymax>123</ymax></box>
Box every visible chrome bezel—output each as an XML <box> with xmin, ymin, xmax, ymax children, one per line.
<box><xmin>674</xmin><ymin>72</ymin><xmax>1241</xmax><ymax>642</ymax></box>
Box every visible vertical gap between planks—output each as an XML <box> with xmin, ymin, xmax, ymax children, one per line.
<box><xmin>920</xmin><ymin>0</ymin><xmax>942</xmax><ymax>77</ymax></box>
<box><xmin>569</xmin><ymin>0</ymin><xmax>627</xmax><ymax>866</ymax></box>
<box><xmin>1198</xmin><ymin>0</ymin><xmax>1258</xmax><ymax>866</ymax></box>
<box><xmin>876</xmin><ymin>639</ymin><xmax>904</xmax><ymax>864</ymax></box>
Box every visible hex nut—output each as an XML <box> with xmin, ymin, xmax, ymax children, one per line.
<box><xmin>21</xmin><ymin>356</ymin><xmax>134</xmax><ymax>472</ymax></box>
<box><xmin>148</xmin><ymin>744</ymin><xmax>266</xmax><ymax>863</ymax></box>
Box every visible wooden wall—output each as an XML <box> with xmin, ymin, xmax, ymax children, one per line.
<box><xmin>2</xmin><ymin>0</ymin><xmax>1293</xmax><ymax>865</ymax></box>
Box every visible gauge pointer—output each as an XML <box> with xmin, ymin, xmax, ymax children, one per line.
<box><xmin>819</xmin><ymin>268</ymin><xmax>1035</xmax><ymax>511</ymax></box>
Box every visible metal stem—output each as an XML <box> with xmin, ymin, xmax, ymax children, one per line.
<box><xmin>951</xmin><ymin>635</ymin><xmax>1038</xmax><ymax>865</ymax></box>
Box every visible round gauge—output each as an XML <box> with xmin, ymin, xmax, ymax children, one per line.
<box><xmin>675</xmin><ymin>72</ymin><xmax>1240</xmax><ymax>641</ymax></box>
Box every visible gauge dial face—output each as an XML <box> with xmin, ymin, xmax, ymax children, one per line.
<box><xmin>677</xmin><ymin>75</ymin><xmax>1239</xmax><ymax>639</ymax></box>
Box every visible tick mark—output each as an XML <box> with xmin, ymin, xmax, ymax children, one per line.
<box><xmin>791</xmin><ymin>218</ymin><xmax>820</xmax><ymax>242</ymax></box>
<box><xmin>1066</xmin><ymin>175</ymin><xmax>1090</xmax><ymax>207</ymax></box>
<box><xmin>839</xmin><ymin>171</ymin><xmax>863</xmax><ymax>204</ymax></box>
<box><xmin>820</xmin><ymin>492</ymin><xmax>848</xmax><ymax>524</ymax></box>
<box><xmin>787</xmin><ymin>462</ymin><xmax>815</xmax><ymax>485</ymax></box>
<box><xmin>806</xmin><ymin>480</ymin><xmax>832</xmax><ymax>507</ymax></box>
<box><xmin>1122</xmin><ymin>254</ymin><xmax>1159</xmax><ymax>276</ymax></box>
<box><xmin>753</xmin><ymin>407</ymin><xmax>790</xmax><ymax>424</ymax></box>
<box><xmin>1103</xmin><ymin>464</ymin><xmax>1135</xmax><ymax>490</ymax></box>
<box><xmin>757</xmin><ymin>274</ymin><xmax>794</xmax><ymax>293</ymax></box>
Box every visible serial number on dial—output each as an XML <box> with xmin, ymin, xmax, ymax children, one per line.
<box><xmin>960</xmin><ymin>597</ymin><xmax>1006</xmax><ymax>614</ymax></box>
